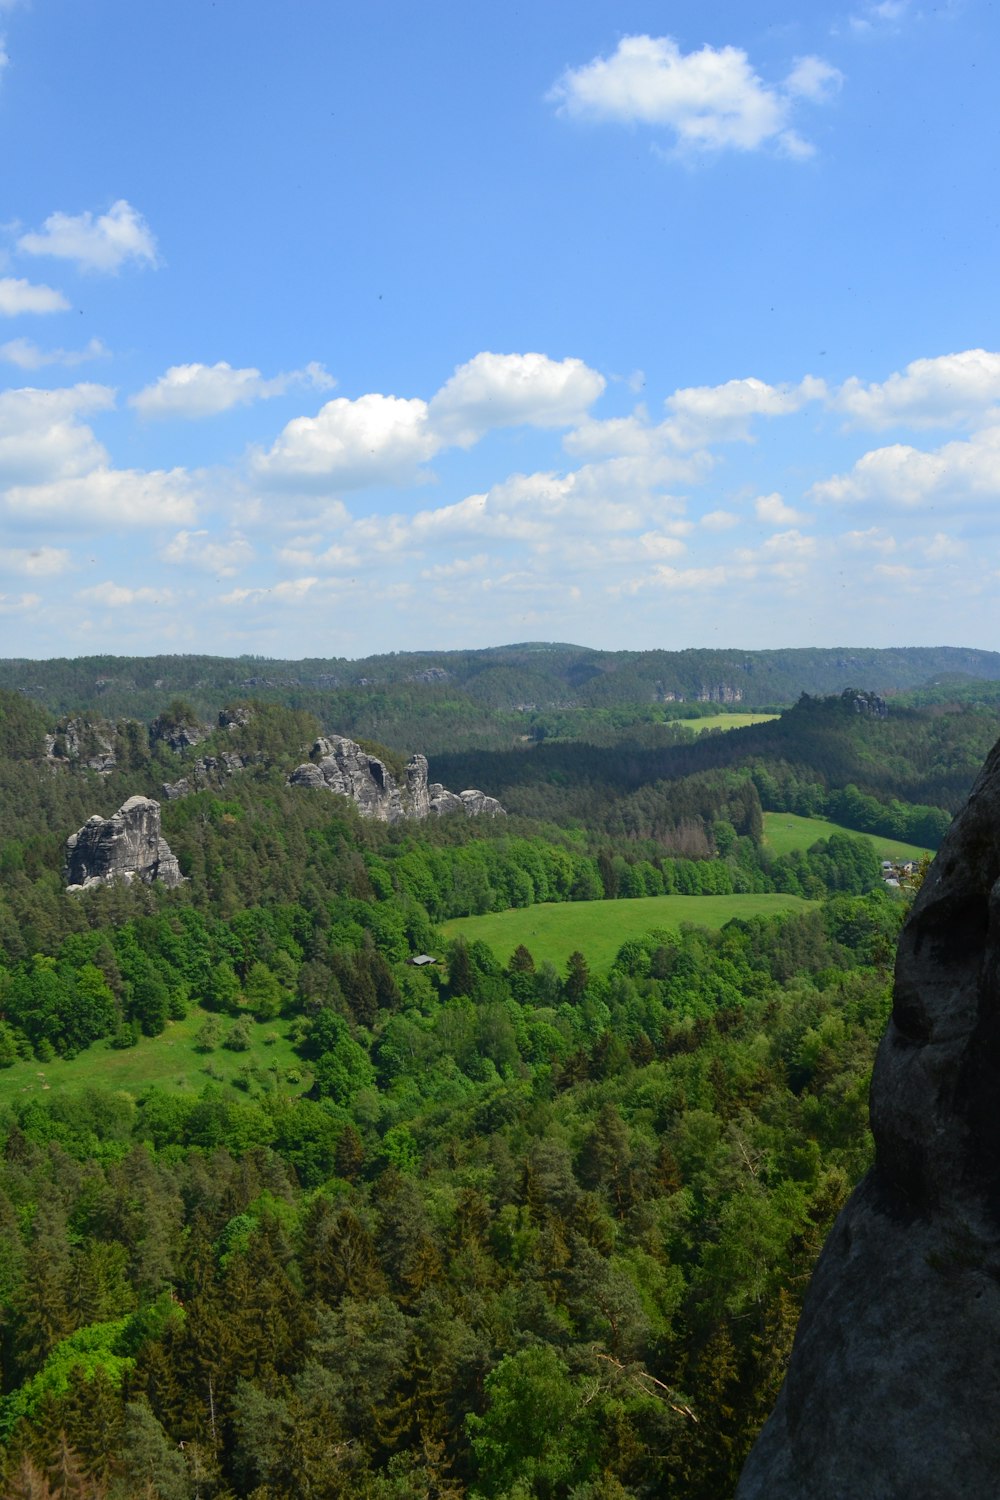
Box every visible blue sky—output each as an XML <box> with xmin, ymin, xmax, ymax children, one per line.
<box><xmin>1</xmin><ymin>0</ymin><xmax>998</xmax><ymax>659</ymax></box>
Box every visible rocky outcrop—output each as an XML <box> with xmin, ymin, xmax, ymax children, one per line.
<box><xmin>696</xmin><ymin>683</ymin><xmax>744</xmax><ymax>703</ymax></box>
<box><xmin>149</xmin><ymin>715</ymin><xmax>208</xmax><ymax>752</ymax></box>
<box><xmin>289</xmin><ymin>736</ymin><xmax>505</xmax><ymax>823</ymax></box>
<box><xmin>65</xmin><ymin>796</ymin><xmax>183</xmax><ymax>891</ymax></box>
<box><xmin>737</xmin><ymin>740</ymin><xmax>1000</xmax><ymax>1499</ymax></box>
<box><xmin>161</xmin><ymin>752</ymin><xmax>252</xmax><ymax>801</ymax></box>
<box><xmin>45</xmin><ymin>717</ymin><xmax>118</xmax><ymax>773</ymax></box>
<box><xmin>845</xmin><ymin>688</ymin><xmax>888</xmax><ymax>718</ymax></box>
<box><xmin>289</xmin><ymin>736</ymin><xmax>408</xmax><ymax>821</ymax></box>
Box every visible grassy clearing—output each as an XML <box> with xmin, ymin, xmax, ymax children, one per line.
<box><xmin>684</xmin><ymin>713</ymin><xmax>780</xmax><ymax>733</ymax></box>
<box><xmin>0</xmin><ymin>1007</ymin><xmax>311</xmax><ymax>1106</ymax></box>
<box><xmin>763</xmin><ymin>811</ymin><xmax>931</xmax><ymax>862</ymax></box>
<box><xmin>442</xmin><ymin>893</ymin><xmax>813</xmax><ymax>975</ymax></box>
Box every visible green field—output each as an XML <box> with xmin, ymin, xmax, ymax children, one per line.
<box><xmin>686</xmin><ymin>712</ymin><xmax>779</xmax><ymax>733</ymax></box>
<box><xmin>442</xmin><ymin>892</ymin><xmax>813</xmax><ymax>974</ymax></box>
<box><xmin>0</xmin><ymin>1006</ymin><xmax>311</xmax><ymax>1106</ymax></box>
<box><xmin>763</xmin><ymin>811</ymin><xmax>931</xmax><ymax>862</ymax></box>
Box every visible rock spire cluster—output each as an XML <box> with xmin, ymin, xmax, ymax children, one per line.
<box><xmin>288</xmin><ymin>736</ymin><xmax>505</xmax><ymax>822</ymax></box>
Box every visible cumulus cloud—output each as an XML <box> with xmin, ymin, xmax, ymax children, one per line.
<box><xmin>428</xmin><ymin>352</ymin><xmax>605</xmax><ymax>445</ymax></box>
<box><xmin>18</xmin><ymin>200</ymin><xmax>158</xmax><ymax>273</ymax></box>
<box><xmin>253</xmin><ymin>392</ymin><xmax>436</xmax><ymax>490</ymax></box>
<box><xmin>161</xmin><ymin>529</ymin><xmax>254</xmax><ymax>576</ymax></box>
<box><xmin>4</xmin><ymin>467</ymin><xmax>197</xmax><ymax>528</ymax></box>
<box><xmin>131</xmin><ymin>360</ymin><xmax>333</xmax><ymax>420</ymax></box>
<box><xmin>850</xmin><ymin>0</ymin><xmax>911</xmax><ymax>33</ymax></box>
<box><xmin>548</xmin><ymin>34</ymin><xmax>841</xmax><ymax>157</ymax></box>
<box><xmin>840</xmin><ymin>526</ymin><xmax>897</xmax><ymax>553</ymax></box>
<box><xmin>755</xmin><ymin>492</ymin><xmax>803</xmax><ymax>526</ymax></box>
<box><xmin>832</xmin><ymin>349</ymin><xmax>1000</xmax><ymax>429</ymax></box>
<box><xmin>0</xmin><ymin>336</ymin><xmax>108</xmax><ymax>369</ymax></box>
<box><xmin>700</xmin><ymin>509</ymin><xmax>740</xmax><ymax>531</ymax></box>
<box><xmin>810</xmin><ymin>425</ymin><xmax>1000</xmax><ymax>509</ymax></box>
<box><xmin>0</xmin><ymin>592</ymin><xmax>41</xmax><ymax>613</ymax></box>
<box><xmin>0</xmin><ymin>384</ymin><xmax>114</xmax><ymax>486</ymax></box>
<box><xmin>785</xmin><ymin>57</ymin><xmax>844</xmax><ymax>102</ymax></box>
<box><xmin>252</xmin><ymin>351</ymin><xmax>608</xmax><ymax>491</ymax></box>
<box><xmin>0</xmin><ymin>545</ymin><xmax>71</xmax><ymax>576</ymax></box>
<box><xmin>0</xmin><ymin>277</ymin><xmax>70</xmax><ymax>315</ymax></box>
<box><xmin>220</xmin><ymin>576</ymin><xmax>320</xmax><ymax>606</ymax></box>
<box><xmin>665</xmin><ymin>375</ymin><xmax>825</xmax><ymax>447</ymax></box>
<box><xmin>78</xmin><ymin>582</ymin><xmax>175</xmax><ymax>607</ymax></box>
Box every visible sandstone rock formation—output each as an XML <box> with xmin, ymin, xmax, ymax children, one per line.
<box><xmin>45</xmin><ymin>717</ymin><xmax>118</xmax><ymax>773</ymax></box>
<box><xmin>289</xmin><ymin>736</ymin><xmax>505</xmax><ymax>823</ymax></box>
<box><xmin>65</xmin><ymin>796</ymin><xmax>184</xmax><ymax>891</ymax></box>
<box><xmin>161</xmin><ymin>752</ymin><xmax>251</xmax><ymax>801</ymax></box>
<box><xmin>738</xmin><ymin>739</ymin><xmax>1000</xmax><ymax>1499</ymax></box>
<box><xmin>149</xmin><ymin>715</ymin><xmax>207</xmax><ymax>752</ymax></box>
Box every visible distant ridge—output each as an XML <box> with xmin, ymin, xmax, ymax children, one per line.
<box><xmin>3</xmin><ymin>644</ymin><xmax>1000</xmax><ymax>720</ymax></box>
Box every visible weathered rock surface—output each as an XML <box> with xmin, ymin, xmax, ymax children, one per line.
<box><xmin>149</xmin><ymin>715</ymin><xmax>208</xmax><ymax>752</ymax></box>
<box><xmin>289</xmin><ymin>736</ymin><xmax>505</xmax><ymax>823</ymax></box>
<box><xmin>45</xmin><ymin>717</ymin><xmax>118</xmax><ymax>773</ymax></box>
<box><xmin>161</xmin><ymin>752</ymin><xmax>252</xmax><ymax>801</ymax></box>
<box><xmin>65</xmin><ymin>796</ymin><xmax>183</xmax><ymax>891</ymax></box>
<box><xmin>738</xmin><ymin>737</ymin><xmax>1000</xmax><ymax>1499</ymax></box>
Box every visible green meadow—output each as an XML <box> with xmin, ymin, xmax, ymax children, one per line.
<box><xmin>0</xmin><ymin>1007</ymin><xmax>311</xmax><ymax>1105</ymax></box>
<box><xmin>685</xmin><ymin>712</ymin><xmax>780</xmax><ymax>732</ymax></box>
<box><xmin>762</xmin><ymin>811</ymin><xmax>931</xmax><ymax>862</ymax></box>
<box><xmin>442</xmin><ymin>892</ymin><xmax>813</xmax><ymax>975</ymax></box>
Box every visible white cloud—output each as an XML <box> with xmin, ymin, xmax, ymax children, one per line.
<box><xmin>665</xmin><ymin>375</ymin><xmax>825</xmax><ymax>447</ymax></box>
<box><xmin>921</xmin><ymin>531</ymin><xmax>965</xmax><ymax>560</ymax></box>
<box><xmin>78</xmin><ymin>582</ymin><xmax>175</xmax><ymax>607</ymax></box>
<box><xmin>832</xmin><ymin>350</ymin><xmax>1000</xmax><ymax>429</ymax></box>
<box><xmin>0</xmin><ymin>384</ymin><xmax>114</xmax><ymax>486</ymax></box>
<box><xmin>220</xmin><ymin>576</ymin><xmax>320</xmax><ymax>606</ymax></box>
<box><xmin>18</xmin><ymin>200</ymin><xmax>158</xmax><ymax>273</ymax></box>
<box><xmin>252</xmin><ymin>350</ymin><xmax>606</xmax><ymax>492</ymax></box>
<box><xmin>755</xmin><ymin>492</ymin><xmax>803</xmax><ymax>525</ymax></box>
<box><xmin>700</xmin><ymin>509</ymin><xmax>740</xmax><ymax>531</ymax></box>
<box><xmin>131</xmin><ymin>360</ymin><xmax>333</xmax><ymax>420</ymax></box>
<box><xmin>0</xmin><ymin>545</ymin><xmax>71</xmax><ymax>576</ymax></box>
<box><xmin>4</xmin><ymin>467</ymin><xmax>197</xmax><ymax>527</ymax></box>
<box><xmin>0</xmin><ymin>277</ymin><xmax>70</xmax><ymax>315</ymax></box>
<box><xmin>278</xmin><ymin>541</ymin><xmax>360</xmax><ymax>571</ymax></box>
<box><xmin>785</xmin><ymin>56</ymin><xmax>844</xmax><ymax>102</ymax></box>
<box><xmin>161</xmin><ymin>529</ymin><xmax>253</xmax><ymax>576</ymax></box>
<box><xmin>420</xmin><ymin>554</ymin><xmax>489</xmax><ymax>580</ymax></box>
<box><xmin>252</xmin><ymin>392</ymin><xmax>436</xmax><ymax>490</ymax></box>
<box><xmin>841</xmin><ymin>526</ymin><xmax>897</xmax><ymax>553</ymax></box>
<box><xmin>548</xmin><ymin>34</ymin><xmax>840</xmax><ymax>157</ymax></box>
<box><xmin>811</xmin><ymin>424</ymin><xmax>1000</xmax><ymax>509</ymax></box>
<box><xmin>850</xmin><ymin>0</ymin><xmax>910</xmax><ymax>33</ymax></box>
<box><xmin>0</xmin><ymin>336</ymin><xmax>108</xmax><ymax>369</ymax></box>
<box><xmin>0</xmin><ymin>592</ymin><xmax>41</xmax><ymax>613</ymax></box>
<box><xmin>630</xmin><ymin>563</ymin><xmax>749</xmax><ymax>593</ymax></box>
<box><xmin>428</xmin><ymin>352</ymin><xmax>605</xmax><ymax>445</ymax></box>
<box><xmin>759</xmin><ymin>527</ymin><xmax>817</xmax><ymax>557</ymax></box>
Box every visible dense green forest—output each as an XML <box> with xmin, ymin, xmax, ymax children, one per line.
<box><xmin>0</xmin><ymin>666</ymin><xmax>993</xmax><ymax>1497</ymax></box>
<box><xmin>4</xmin><ymin>644</ymin><xmax>1000</xmax><ymax>753</ymax></box>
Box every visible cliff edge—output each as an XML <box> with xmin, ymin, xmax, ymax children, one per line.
<box><xmin>738</xmin><ymin>737</ymin><xmax>1000</xmax><ymax>1499</ymax></box>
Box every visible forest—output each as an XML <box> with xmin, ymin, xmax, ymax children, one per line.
<box><xmin>0</xmin><ymin>660</ymin><xmax>994</xmax><ymax>1498</ymax></box>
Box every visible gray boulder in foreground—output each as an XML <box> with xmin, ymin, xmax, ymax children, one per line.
<box><xmin>65</xmin><ymin>795</ymin><xmax>183</xmax><ymax>891</ymax></box>
<box><xmin>738</xmin><ymin>737</ymin><xmax>1000</xmax><ymax>1499</ymax></box>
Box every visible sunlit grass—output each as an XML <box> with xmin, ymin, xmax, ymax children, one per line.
<box><xmin>442</xmin><ymin>892</ymin><xmax>813</xmax><ymax>974</ymax></box>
